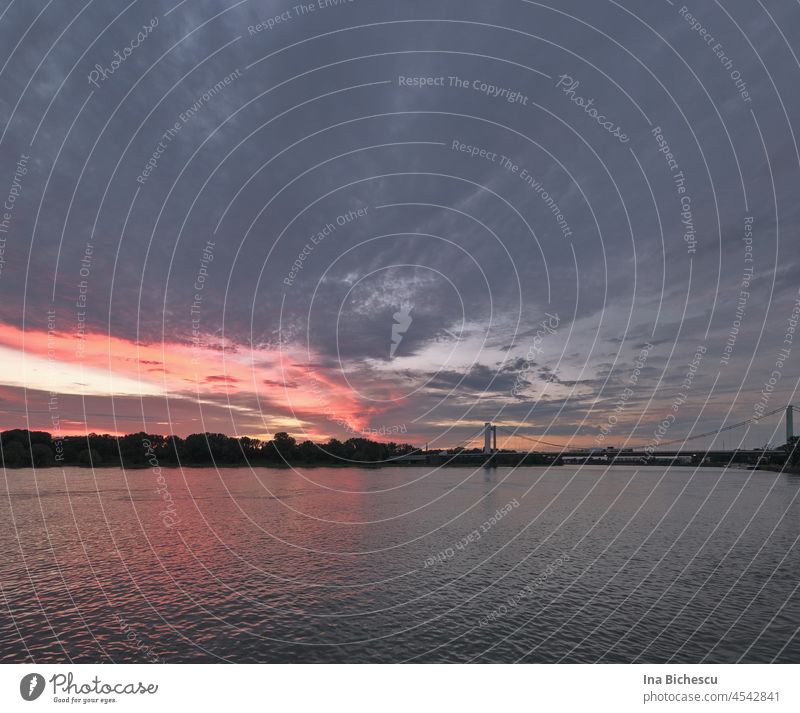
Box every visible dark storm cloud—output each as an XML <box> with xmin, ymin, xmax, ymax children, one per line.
<box><xmin>424</xmin><ymin>362</ymin><xmax>527</xmax><ymax>394</ymax></box>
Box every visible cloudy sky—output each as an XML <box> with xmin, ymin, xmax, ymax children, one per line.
<box><xmin>0</xmin><ymin>0</ymin><xmax>798</xmax><ymax>450</ymax></box>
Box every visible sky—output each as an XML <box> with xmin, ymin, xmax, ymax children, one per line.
<box><xmin>0</xmin><ymin>0</ymin><xmax>798</xmax><ymax>450</ymax></box>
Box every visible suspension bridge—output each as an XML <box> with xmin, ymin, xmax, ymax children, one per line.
<box><xmin>406</xmin><ymin>404</ymin><xmax>799</xmax><ymax>468</ymax></box>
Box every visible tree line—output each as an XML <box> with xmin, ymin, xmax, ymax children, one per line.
<box><xmin>0</xmin><ymin>429</ymin><xmax>419</xmax><ymax>468</ymax></box>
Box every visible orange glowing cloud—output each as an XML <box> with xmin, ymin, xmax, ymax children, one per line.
<box><xmin>0</xmin><ymin>321</ymin><xmax>376</xmax><ymax>438</ymax></box>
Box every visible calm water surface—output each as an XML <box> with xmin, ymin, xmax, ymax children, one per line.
<box><xmin>1</xmin><ymin>465</ymin><xmax>798</xmax><ymax>662</ymax></box>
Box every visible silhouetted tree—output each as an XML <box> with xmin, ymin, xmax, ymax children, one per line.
<box><xmin>78</xmin><ymin>449</ymin><xmax>103</xmax><ymax>467</ymax></box>
<box><xmin>31</xmin><ymin>444</ymin><xmax>54</xmax><ymax>467</ymax></box>
<box><xmin>298</xmin><ymin>440</ymin><xmax>318</xmax><ymax>463</ymax></box>
<box><xmin>1</xmin><ymin>441</ymin><xmax>29</xmax><ymax>468</ymax></box>
<box><xmin>1</xmin><ymin>428</ymin><xmax>417</xmax><ymax>469</ymax></box>
<box><xmin>272</xmin><ymin>432</ymin><xmax>297</xmax><ymax>460</ymax></box>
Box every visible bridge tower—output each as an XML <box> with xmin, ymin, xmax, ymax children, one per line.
<box><xmin>483</xmin><ymin>422</ymin><xmax>497</xmax><ymax>454</ymax></box>
<box><xmin>787</xmin><ymin>405</ymin><xmax>794</xmax><ymax>445</ymax></box>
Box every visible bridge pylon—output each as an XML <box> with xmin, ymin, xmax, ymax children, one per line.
<box><xmin>483</xmin><ymin>422</ymin><xmax>497</xmax><ymax>454</ymax></box>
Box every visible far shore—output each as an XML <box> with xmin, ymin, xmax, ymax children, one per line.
<box><xmin>3</xmin><ymin>461</ymin><xmax>798</xmax><ymax>473</ymax></box>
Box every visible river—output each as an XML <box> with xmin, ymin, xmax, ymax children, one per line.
<box><xmin>1</xmin><ymin>465</ymin><xmax>797</xmax><ymax>662</ymax></box>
